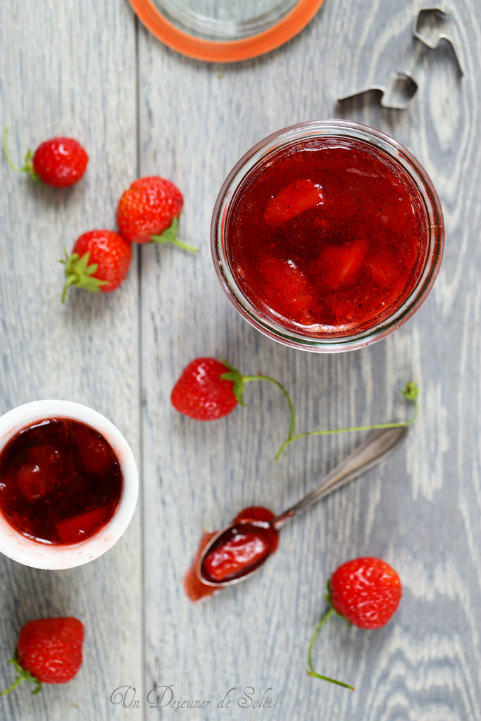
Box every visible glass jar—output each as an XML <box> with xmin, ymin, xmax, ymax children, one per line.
<box><xmin>211</xmin><ymin>120</ymin><xmax>444</xmax><ymax>353</ymax></box>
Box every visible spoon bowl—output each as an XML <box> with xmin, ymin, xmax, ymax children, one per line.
<box><xmin>197</xmin><ymin>522</ymin><xmax>276</xmax><ymax>587</ymax></box>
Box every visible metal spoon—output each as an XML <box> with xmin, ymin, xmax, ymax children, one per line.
<box><xmin>197</xmin><ymin>426</ymin><xmax>408</xmax><ymax>587</ymax></box>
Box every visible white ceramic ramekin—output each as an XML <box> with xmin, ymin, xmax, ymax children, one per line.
<box><xmin>0</xmin><ymin>400</ymin><xmax>139</xmax><ymax>570</ymax></box>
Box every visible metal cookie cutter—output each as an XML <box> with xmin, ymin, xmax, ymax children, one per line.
<box><xmin>413</xmin><ymin>7</ymin><xmax>464</xmax><ymax>76</ymax></box>
<box><xmin>338</xmin><ymin>6</ymin><xmax>463</xmax><ymax>110</ymax></box>
<box><xmin>338</xmin><ymin>70</ymin><xmax>419</xmax><ymax>110</ymax></box>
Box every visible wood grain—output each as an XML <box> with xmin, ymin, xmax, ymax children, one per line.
<box><xmin>138</xmin><ymin>0</ymin><xmax>481</xmax><ymax>719</ymax></box>
<box><xmin>1</xmin><ymin>0</ymin><xmax>481</xmax><ymax>718</ymax></box>
<box><xmin>0</xmin><ymin>1</ymin><xmax>142</xmax><ymax>719</ymax></box>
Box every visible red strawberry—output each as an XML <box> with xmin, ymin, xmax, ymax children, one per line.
<box><xmin>79</xmin><ymin>436</ymin><xmax>115</xmax><ymax>476</ymax></box>
<box><xmin>171</xmin><ymin>358</ymin><xmax>238</xmax><ymax>421</ymax></box>
<box><xmin>330</xmin><ymin>557</ymin><xmax>402</xmax><ymax>629</ymax></box>
<box><xmin>27</xmin><ymin>444</ymin><xmax>62</xmax><ymax>468</ymax></box>
<box><xmin>171</xmin><ymin>357</ymin><xmax>296</xmax><ymax>458</ymax></box>
<box><xmin>15</xmin><ymin>444</ymin><xmax>62</xmax><ymax>501</ymax></box>
<box><xmin>313</xmin><ymin>238</ymin><xmax>368</xmax><ymax>291</ymax></box>
<box><xmin>55</xmin><ymin>508</ymin><xmax>111</xmax><ymax>544</ymax></box>
<box><xmin>61</xmin><ymin>230</ymin><xmax>132</xmax><ymax>302</ymax></box>
<box><xmin>3</xmin><ymin>128</ymin><xmax>88</xmax><ymax>188</ymax></box>
<box><xmin>117</xmin><ymin>176</ymin><xmax>197</xmax><ymax>251</ymax></box>
<box><xmin>0</xmin><ymin>618</ymin><xmax>84</xmax><ymax>696</ymax></box>
<box><xmin>364</xmin><ymin>247</ymin><xmax>405</xmax><ymax>292</ymax></box>
<box><xmin>16</xmin><ymin>464</ymin><xmax>53</xmax><ymax>502</ymax></box>
<box><xmin>262</xmin><ymin>257</ymin><xmax>317</xmax><ymax>325</ymax></box>
<box><xmin>263</xmin><ymin>179</ymin><xmax>324</xmax><ymax>227</ymax></box>
<box><xmin>308</xmin><ymin>557</ymin><xmax>402</xmax><ymax>690</ymax></box>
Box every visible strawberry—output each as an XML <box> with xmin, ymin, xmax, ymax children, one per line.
<box><xmin>61</xmin><ymin>230</ymin><xmax>132</xmax><ymax>302</ymax></box>
<box><xmin>55</xmin><ymin>508</ymin><xmax>111</xmax><ymax>544</ymax></box>
<box><xmin>3</xmin><ymin>128</ymin><xmax>88</xmax><ymax>188</ymax></box>
<box><xmin>313</xmin><ymin>238</ymin><xmax>368</xmax><ymax>291</ymax></box>
<box><xmin>0</xmin><ymin>618</ymin><xmax>84</xmax><ymax>696</ymax></box>
<box><xmin>116</xmin><ymin>176</ymin><xmax>197</xmax><ymax>251</ymax></box>
<box><xmin>171</xmin><ymin>357</ymin><xmax>295</xmax><ymax>458</ymax></box>
<box><xmin>263</xmin><ymin>179</ymin><xmax>324</xmax><ymax>227</ymax></box>
<box><xmin>79</xmin><ymin>436</ymin><xmax>115</xmax><ymax>476</ymax></box>
<box><xmin>330</xmin><ymin>557</ymin><xmax>402</xmax><ymax>629</ymax></box>
<box><xmin>16</xmin><ymin>464</ymin><xmax>53</xmax><ymax>502</ymax></box>
<box><xmin>307</xmin><ymin>557</ymin><xmax>402</xmax><ymax>690</ymax></box>
<box><xmin>27</xmin><ymin>444</ymin><xmax>62</xmax><ymax>468</ymax></box>
<box><xmin>171</xmin><ymin>358</ymin><xmax>238</xmax><ymax>421</ymax></box>
<box><xmin>15</xmin><ymin>444</ymin><xmax>63</xmax><ymax>501</ymax></box>
<box><xmin>261</xmin><ymin>257</ymin><xmax>318</xmax><ymax>325</ymax></box>
<box><xmin>364</xmin><ymin>247</ymin><xmax>404</xmax><ymax>290</ymax></box>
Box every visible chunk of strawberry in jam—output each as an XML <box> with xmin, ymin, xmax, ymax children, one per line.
<box><xmin>27</xmin><ymin>443</ymin><xmax>62</xmax><ymax>468</ymax></box>
<box><xmin>365</xmin><ymin>248</ymin><xmax>400</xmax><ymax>287</ymax></box>
<box><xmin>261</xmin><ymin>257</ymin><xmax>317</xmax><ymax>325</ymax></box>
<box><xmin>203</xmin><ymin>524</ymin><xmax>273</xmax><ymax>582</ymax></box>
<box><xmin>16</xmin><ymin>464</ymin><xmax>53</xmax><ymax>501</ymax></box>
<box><xmin>314</xmin><ymin>238</ymin><xmax>368</xmax><ymax>290</ymax></box>
<box><xmin>263</xmin><ymin>179</ymin><xmax>324</xmax><ymax>227</ymax></box>
<box><xmin>80</xmin><ymin>437</ymin><xmax>116</xmax><ymax>476</ymax></box>
<box><xmin>55</xmin><ymin>507</ymin><xmax>111</xmax><ymax>544</ymax></box>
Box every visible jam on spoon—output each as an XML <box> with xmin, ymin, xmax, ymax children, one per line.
<box><xmin>187</xmin><ymin>427</ymin><xmax>408</xmax><ymax>600</ymax></box>
<box><xmin>184</xmin><ymin>508</ymin><xmax>277</xmax><ymax>602</ymax></box>
<box><xmin>202</xmin><ymin>507</ymin><xmax>278</xmax><ymax>583</ymax></box>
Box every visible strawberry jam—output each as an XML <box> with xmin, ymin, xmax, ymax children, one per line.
<box><xmin>226</xmin><ymin>136</ymin><xmax>428</xmax><ymax>336</ymax></box>
<box><xmin>0</xmin><ymin>418</ymin><xmax>122</xmax><ymax>545</ymax></box>
<box><xmin>185</xmin><ymin>506</ymin><xmax>278</xmax><ymax>601</ymax></box>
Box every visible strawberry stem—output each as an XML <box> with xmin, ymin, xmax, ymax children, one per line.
<box><xmin>220</xmin><ymin>360</ymin><xmax>296</xmax><ymax>457</ymax></box>
<box><xmin>274</xmin><ymin>382</ymin><xmax>418</xmax><ymax>461</ymax></box>
<box><xmin>150</xmin><ymin>217</ymin><xmax>199</xmax><ymax>253</ymax></box>
<box><xmin>307</xmin><ymin>608</ymin><xmax>355</xmax><ymax>690</ymax></box>
<box><xmin>243</xmin><ymin>375</ymin><xmax>296</xmax><ymax>444</ymax></box>
<box><xmin>61</xmin><ymin>274</ymin><xmax>79</xmax><ymax>304</ymax></box>
<box><xmin>0</xmin><ymin>659</ymin><xmax>42</xmax><ymax>696</ymax></box>
<box><xmin>3</xmin><ymin>127</ymin><xmax>40</xmax><ymax>182</ymax></box>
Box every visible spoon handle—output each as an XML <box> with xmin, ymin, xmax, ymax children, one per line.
<box><xmin>273</xmin><ymin>426</ymin><xmax>408</xmax><ymax>529</ymax></box>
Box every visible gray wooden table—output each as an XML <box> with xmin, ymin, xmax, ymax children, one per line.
<box><xmin>1</xmin><ymin>1</ymin><xmax>480</xmax><ymax>719</ymax></box>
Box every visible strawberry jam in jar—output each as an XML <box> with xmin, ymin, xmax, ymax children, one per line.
<box><xmin>212</xmin><ymin>121</ymin><xmax>444</xmax><ymax>352</ymax></box>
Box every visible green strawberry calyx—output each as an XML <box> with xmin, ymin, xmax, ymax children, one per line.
<box><xmin>3</xmin><ymin>127</ymin><xmax>40</xmax><ymax>183</ymax></box>
<box><xmin>219</xmin><ymin>359</ymin><xmax>247</xmax><ymax>406</ymax></box>
<box><xmin>150</xmin><ymin>217</ymin><xmax>199</xmax><ymax>253</ymax></box>
<box><xmin>60</xmin><ymin>248</ymin><xmax>107</xmax><ymax>303</ymax></box>
<box><xmin>0</xmin><ymin>658</ymin><xmax>42</xmax><ymax>697</ymax></box>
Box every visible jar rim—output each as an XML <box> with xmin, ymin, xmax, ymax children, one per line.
<box><xmin>211</xmin><ymin>120</ymin><xmax>445</xmax><ymax>353</ymax></box>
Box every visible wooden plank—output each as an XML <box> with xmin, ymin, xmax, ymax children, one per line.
<box><xmin>0</xmin><ymin>2</ymin><xmax>141</xmax><ymax>719</ymax></box>
<box><xmin>138</xmin><ymin>0</ymin><xmax>481</xmax><ymax>719</ymax></box>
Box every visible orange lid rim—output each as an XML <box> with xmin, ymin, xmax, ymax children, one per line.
<box><xmin>129</xmin><ymin>0</ymin><xmax>325</xmax><ymax>63</ymax></box>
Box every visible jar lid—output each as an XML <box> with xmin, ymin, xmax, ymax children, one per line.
<box><xmin>128</xmin><ymin>0</ymin><xmax>325</xmax><ymax>62</ymax></box>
